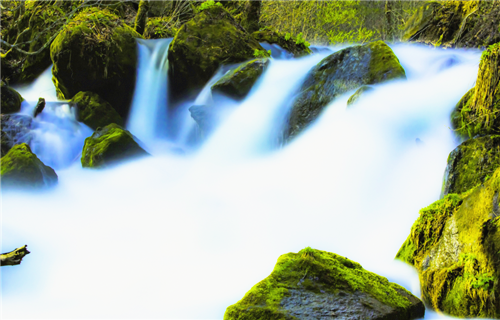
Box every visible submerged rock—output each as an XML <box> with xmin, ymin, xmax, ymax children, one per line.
<box><xmin>347</xmin><ymin>85</ymin><xmax>375</xmax><ymax>107</ymax></box>
<box><xmin>225</xmin><ymin>247</ymin><xmax>424</xmax><ymax>320</ymax></box>
<box><xmin>211</xmin><ymin>58</ymin><xmax>270</xmax><ymax>100</ymax></box>
<box><xmin>0</xmin><ymin>114</ymin><xmax>33</xmax><ymax>157</ymax></box>
<box><xmin>285</xmin><ymin>41</ymin><xmax>406</xmax><ymax>141</ymax></box>
<box><xmin>1</xmin><ymin>84</ymin><xmax>24</xmax><ymax>114</ymax></box>
<box><xmin>69</xmin><ymin>91</ymin><xmax>124</xmax><ymax>130</ymax></box>
<box><xmin>50</xmin><ymin>8</ymin><xmax>141</xmax><ymax>119</ymax></box>
<box><xmin>81</xmin><ymin>124</ymin><xmax>148</xmax><ymax>168</ymax></box>
<box><xmin>442</xmin><ymin>135</ymin><xmax>500</xmax><ymax>196</ymax></box>
<box><xmin>451</xmin><ymin>43</ymin><xmax>500</xmax><ymax>139</ymax></box>
<box><xmin>252</xmin><ymin>28</ymin><xmax>312</xmax><ymax>58</ymax></box>
<box><xmin>397</xmin><ymin>167</ymin><xmax>500</xmax><ymax>318</ymax></box>
<box><xmin>404</xmin><ymin>1</ymin><xmax>500</xmax><ymax>48</ymax></box>
<box><xmin>1</xmin><ymin>143</ymin><xmax>57</xmax><ymax>188</ymax></box>
<box><xmin>168</xmin><ymin>5</ymin><xmax>264</xmax><ymax>100</ymax></box>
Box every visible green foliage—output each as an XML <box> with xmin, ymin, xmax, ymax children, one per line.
<box><xmin>295</xmin><ymin>32</ymin><xmax>310</xmax><ymax>47</ymax></box>
<box><xmin>253</xmin><ymin>49</ymin><xmax>271</xmax><ymax>58</ymax></box>
<box><xmin>199</xmin><ymin>0</ymin><xmax>222</xmax><ymax>12</ymax></box>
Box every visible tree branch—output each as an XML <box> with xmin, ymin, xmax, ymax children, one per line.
<box><xmin>1</xmin><ymin>245</ymin><xmax>30</xmax><ymax>266</ymax></box>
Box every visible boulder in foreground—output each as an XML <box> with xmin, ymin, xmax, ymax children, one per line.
<box><xmin>225</xmin><ymin>247</ymin><xmax>425</xmax><ymax>320</ymax></box>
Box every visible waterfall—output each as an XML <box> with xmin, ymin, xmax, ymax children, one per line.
<box><xmin>2</xmin><ymin>44</ymin><xmax>483</xmax><ymax>319</ymax></box>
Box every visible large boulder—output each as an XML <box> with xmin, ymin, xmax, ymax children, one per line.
<box><xmin>404</xmin><ymin>1</ymin><xmax>500</xmax><ymax>48</ymax></box>
<box><xmin>211</xmin><ymin>58</ymin><xmax>270</xmax><ymax>100</ymax></box>
<box><xmin>1</xmin><ymin>143</ymin><xmax>57</xmax><ymax>188</ymax></box>
<box><xmin>81</xmin><ymin>123</ymin><xmax>148</xmax><ymax>168</ymax></box>
<box><xmin>167</xmin><ymin>5</ymin><xmax>264</xmax><ymax>101</ymax></box>
<box><xmin>285</xmin><ymin>41</ymin><xmax>406</xmax><ymax>141</ymax></box>
<box><xmin>69</xmin><ymin>91</ymin><xmax>124</xmax><ymax>130</ymax></box>
<box><xmin>1</xmin><ymin>114</ymin><xmax>33</xmax><ymax>157</ymax></box>
<box><xmin>451</xmin><ymin>43</ymin><xmax>500</xmax><ymax>139</ymax></box>
<box><xmin>442</xmin><ymin>135</ymin><xmax>500</xmax><ymax>196</ymax></box>
<box><xmin>1</xmin><ymin>83</ymin><xmax>24</xmax><ymax>114</ymax></box>
<box><xmin>252</xmin><ymin>29</ymin><xmax>312</xmax><ymax>58</ymax></box>
<box><xmin>225</xmin><ymin>247</ymin><xmax>425</xmax><ymax>320</ymax></box>
<box><xmin>396</xmin><ymin>169</ymin><xmax>500</xmax><ymax>317</ymax></box>
<box><xmin>50</xmin><ymin>8</ymin><xmax>141</xmax><ymax>119</ymax></box>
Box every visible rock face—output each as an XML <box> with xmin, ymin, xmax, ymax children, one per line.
<box><xmin>69</xmin><ymin>91</ymin><xmax>124</xmax><ymax>130</ymax></box>
<box><xmin>1</xmin><ymin>114</ymin><xmax>33</xmax><ymax>157</ymax></box>
<box><xmin>404</xmin><ymin>1</ymin><xmax>500</xmax><ymax>48</ymax></box>
<box><xmin>168</xmin><ymin>5</ymin><xmax>264</xmax><ymax>100</ymax></box>
<box><xmin>212</xmin><ymin>58</ymin><xmax>270</xmax><ymax>100</ymax></box>
<box><xmin>442</xmin><ymin>135</ymin><xmax>500</xmax><ymax>196</ymax></box>
<box><xmin>1</xmin><ymin>143</ymin><xmax>58</xmax><ymax>188</ymax></box>
<box><xmin>50</xmin><ymin>8</ymin><xmax>141</xmax><ymax>119</ymax></box>
<box><xmin>225</xmin><ymin>247</ymin><xmax>425</xmax><ymax>320</ymax></box>
<box><xmin>285</xmin><ymin>41</ymin><xmax>406</xmax><ymax>141</ymax></box>
<box><xmin>252</xmin><ymin>29</ymin><xmax>312</xmax><ymax>58</ymax></box>
<box><xmin>1</xmin><ymin>84</ymin><xmax>24</xmax><ymax>114</ymax></box>
<box><xmin>347</xmin><ymin>85</ymin><xmax>375</xmax><ymax>107</ymax></box>
<box><xmin>81</xmin><ymin>124</ymin><xmax>148</xmax><ymax>168</ymax></box>
<box><xmin>397</xmin><ymin>168</ymin><xmax>500</xmax><ymax>318</ymax></box>
<box><xmin>451</xmin><ymin>43</ymin><xmax>500</xmax><ymax>139</ymax></box>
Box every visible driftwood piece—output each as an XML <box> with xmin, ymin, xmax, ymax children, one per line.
<box><xmin>1</xmin><ymin>245</ymin><xmax>30</xmax><ymax>266</ymax></box>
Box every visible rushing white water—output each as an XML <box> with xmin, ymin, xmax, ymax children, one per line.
<box><xmin>1</xmin><ymin>44</ymin><xmax>483</xmax><ymax>319</ymax></box>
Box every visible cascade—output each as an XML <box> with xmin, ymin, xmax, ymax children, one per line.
<box><xmin>1</xmin><ymin>42</ymin><xmax>484</xmax><ymax>319</ymax></box>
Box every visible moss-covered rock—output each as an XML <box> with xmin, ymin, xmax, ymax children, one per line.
<box><xmin>167</xmin><ymin>5</ymin><xmax>264</xmax><ymax>100</ymax></box>
<box><xmin>1</xmin><ymin>143</ymin><xmax>57</xmax><ymax>188</ymax></box>
<box><xmin>69</xmin><ymin>91</ymin><xmax>123</xmax><ymax>130</ymax></box>
<box><xmin>347</xmin><ymin>85</ymin><xmax>375</xmax><ymax>107</ymax></box>
<box><xmin>81</xmin><ymin>123</ymin><xmax>148</xmax><ymax>168</ymax></box>
<box><xmin>225</xmin><ymin>247</ymin><xmax>425</xmax><ymax>320</ymax></box>
<box><xmin>252</xmin><ymin>29</ymin><xmax>312</xmax><ymax>58</ymax></box>
<box><xmin>404</xmin><ymin>1</ymin><xmax>500</xmax><ymax>48</ymax></box>
<box><xmin>451</xmin><ymin>43</ymin><xmax>500</xmax><ymax>139</ymax></box>
<box><xmin>143</xmin><ymin>17</ymin><xmax>177</xmax><ymax>39</ymax></box>
<box><xmin>285</xmin><ymin>41</ymin><xmax>406</xmax><ymax>141</ymax></box>
<box><xmin>1</xmin><ymin>83</ymin><xmax>24</xmax><ymax>114</ymax></box>
<box><xmin>50</xmin><ymin>8</ymin><xmax>141</xmax><ymax>119</ymax></box>
<box><xmin>211</xmin><ymin>58</ymin><xmax>269</xmax><ymax>100</ymax></box>
<box><xmin>397</xmin><ymin>168</ymin><xmax>500</xmax><ymax>317</ymax></box>
<box><xmin>442</xmin><ymin>135</ymin><xmax>500</xmax><ymax>196</ymax></box>
<box><xmin>0</xmin><ymin>114</ymin><xmax>33</xmax><ymax>157</ymax></box>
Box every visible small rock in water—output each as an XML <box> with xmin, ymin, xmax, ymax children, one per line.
<box><xmin>33</xmin><ymin>98</ymin><xmax>45</xmax><ymax>118</ymax></box>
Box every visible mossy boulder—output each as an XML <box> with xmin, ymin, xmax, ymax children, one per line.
<box><xmin>1</xmin><ymin>114</ymin><xmax>33</xmax><ymax>157</ymax></box>
<box><xmin>69</xmin><ymin>91</ymin><xmax>123</xmax><ymax>130</ymax></box>
<box><xmin>225</xmin><ymin>247</ymin><xmax>425</xmax><ymax>320</ymax></box>
<box><xmin>397</xmin><ymin>166</ymin><xmax>500</xmax><ymax>317</ymax></box>
<box><xmin>143</xmin><ymin>17</ymin><xmax>177</xmax><ymax>39</ymax></box>
<box><xmin>1</xmin><ymin>143</ymin><xmax>57</xmax><ymax>188</ymax></box>
<box><xmin>347</xmin><ymin>85</ymin><xmax>375</xmax><ymax>107</ymax></box>
<box><xmin>81</xmin><ymin>123</ymin><xmax>148</xmax><ymax>168</ymax></box>
<box><xmin>1</xmin><ymin>83</ymin><xmax>24</xmax><ymax>114</ymax></box>
<box><xmin>50</xmin><ymin>8</ymin><xmax>142</xmax><ymax>119</ymax></box>
<box><xmin>211</xmin><ymin>58</ymin><xmax>270</xmax><ymax>100</ymax></box>
<box><xmin>442</xmin><ymin>135</ymin><xmax>500</xmax><ymax>196</ymax></box>
<box><xmin>285</xmin><ymin>41</ymin><xmax>406</xmax><ymax>141</ymax></box>
<box><xmin>451</xmin><ymin>43</ymin><xmax>500</xmax><ymax>139</ymax></box>
<box><xmin>167</xmin><ymin>5</ymin><xmax>264</xmax><ymax>100</ymax></box>
<box><xmin>252</xmin><ymin>29</ymin><xmax>312</xmax><ymax>58</ymax></box>
<box><xmin>404</xmin><ymin>1</ymin><xmax>500</xmax><ymax>48</ymax></box>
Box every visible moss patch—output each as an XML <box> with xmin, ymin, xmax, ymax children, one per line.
<box><xmin>81</xmin><ymin>123</ymin><xmax>148</xmax><ymax>168</ymax></box>
<box><xmin>143</xmin><ymin>17</ymin><xmax>177</xmax><ymax>39</ymax></box>
<box><xmin>1</xmin><ymin>83</ymin><xmax>24</xmax><ymax>114</ymax></box>
<box><xmin>1</xmin><ymin>143</ymin><xmax>57</xmax><ymax>188</ymax></box>
<box><xmin>225</xmin><ymin>247</ymin><xmax>424</xmax><ymax>320</ymax></box>
<box><xmin>69</xmin><ymin>91</ymin><xmax>123</xmax><ymax>130</ymax></box>
<box><xmin>252</xmin><ymin>28</ymin><xmax>312</xmax><ymax>58</ymax></box>
<box><xmin>167</xmin><ymin>5</ymin><xmax>264</xmax><ymax>101</ymax></box>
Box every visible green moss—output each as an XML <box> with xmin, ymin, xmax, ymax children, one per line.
<box><xmin>168</xmin><ymin>5</ymin><xmax>264</xmax><ymax>100</ymax></box>
<box><xmin>143</xmin><ymin>17</ymin><xmax>178</xmax><ymax>39</ymax></box>
<box><xmin>226</xmin><ymin>247</ymin><xmax>423</xmax><ymax>320</ymax></box>
<box><xmin>1</xmin><ymin>83</ymin><xmax>24</xmax><ymax>114</ymax></box>
<box><xmin>346</xmin><ymin>85</ymin><xmax>374</xmax><ymax>107</ymax></box>
<box><xmin>81</xmin><ymin>123</ymin><xmax>148</xmax><ymax>168</ymax></box>
<box><xmin>50</xmin><ymin>7</ymin><xmax>141</xmax><ymax>118</ymax></box>
<box><xmin>366</xmin><ymin>41</ymin><xmax>407</xmax><ymax>84</ymax></box>
<box><xmin>69</xmin><ymin>91</ymin><xmax>123</xmax><ymax>130</ymax></box>
<box><xmin>252</xmin><ymin>28</ymin><xmax>312</xmax><ymax>58</ymax></box>
<box><xmin>1</xmin><ymin>143</ymin><xmax>57</xmax><ymax>188</ymax></box>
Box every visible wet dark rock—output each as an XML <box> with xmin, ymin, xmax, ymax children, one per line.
<box><xmin>252</xmin><ymin>28</ymin><xmax>312</xmax><ymax>58</ymax></box>
<box><xmin>1</xmin><ymin>84</ymin><xmax>24</xmax><ymax>114</ymax></box>
<box><xmin>347</xmin><ymin>85</ymin><xmax>375</xmax><ymax>107</ymax></box>
<box><xmin>1</xmin><ymin>114</ymin><xmax>33</xmax><ymax>157</ymax></box>
<box><xmin>69</xmin><ymin>91</ymin><xmax>123</xmax><ymax>130</ymax></box>
<box><xmin>33</xmin><ymin>98</ymin><xmax>45</xmax><ymax>118</ymax></box>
